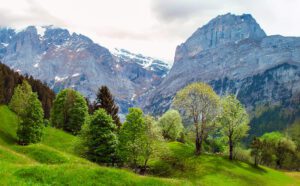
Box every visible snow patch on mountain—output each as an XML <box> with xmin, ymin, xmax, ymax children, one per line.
<box><xmin>111</xmin><ymin>48</ymin><xmax>170</xmax><ymax>70</ymax></box>
<box><xmin>55</xmin><ymin>76</ymin><xmax>69</xmax><ymax>82</ymax></box>
<box><xmin>36</xmin><ymin>26</ymin><xmax>46</xmax><ymax>37</ymax></box>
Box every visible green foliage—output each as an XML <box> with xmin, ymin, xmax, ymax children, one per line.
<box><xmin>118</xmin><ymin>108</ymin><xmax>162</xmax><ymax>173</ymax></box>
<box><xmin>17</xmin><ymin>93</ymin><xmax>44</xmax><ymax>145</ymax></box>
<box><xmin>81</xmin><ymin>109</ymin><xmax>118</xmax><ymax>165</ymax></box>
<box><xmin>286</xmin><ymin>120</ymin><xmax>300</xmax><ymax>148</ymax></box>
<box><xmin>9</xmin><ymin>81</ymin><xmax>32</xmax><ymax>117</ymax></box>
<box><xmin>0</xmin><ymin>106</ymin><xmax>299</xmax><ymax>185</ymax></box>
<box><xmin>140</xmin><ymin>115</ymin><xmax>164</xmax><ymax>173</ymax></box>
<box><xmin>9</xmin><ymin>81</ymin><xmax>44</xmax><ymax>145</ymax></box>
<box><xmin>218</xmin><ymin>95</ymin><xmax>249</xmax><ymax>160</ymax></box>
<box><xmin>118</xmin><ymin>108</ymin><xmax>146</xmax><ymax>171</ymax></box>
<box><xmin>173</xmin><ymin>82</ymin><xmax>220</xmax><ymax>155</ymax></box>
<box><xmin>50</xmin><ymin>89</ymin><xmax>88</xmax><ymax>135</ymax></box>
<box><xmin>255</xmin><ymin>132</ymin><xmax>297</xmax><ymax>169</ymax></box>
<box><xmin>94</xmin><ymin>86</ymin><xmax>121</xmax><ymax>128</ymax></box>
<box><xmin>0</xmin><ymin>63</ymin><xmax>55</xmax><ymax>118</ymax></box>
<box><xmin>250</xmin><ymin>137</ymin><xmax>263</xmax><ymax>166</ymax></box>
<box><xmin>158</xmin><ymin>110</ymin><xmax>183</xmax><ymax>141</ymax></box>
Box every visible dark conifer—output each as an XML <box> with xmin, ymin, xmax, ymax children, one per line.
<box><xmin>94</xmin><ymin>86</ymin><xmax>121</xmax><ymax>128</ymax></box>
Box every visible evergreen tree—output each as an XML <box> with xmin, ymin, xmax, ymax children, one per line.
<box><xmin>17</xmin><ymin>93</ymin><xmax>44</xmax><ymax>145</ymax></box>
<box><xmin>94</xmin><ymin>86</ymin><xmax>121</xmax><ymax>128</ymax></box>
<box><xmin>0</xmin><ymin>63</ymin><xmax>55</xmax><ymax>118</ymax></box>
<box><xmin>51</xmin><ymin>89</ymin><xmax>88</xmax><ymax>135</ymax></box>
<box><xmin>83</xmin><ymin>109</ymin><xmax>118</xmax><ymax>165</ymax></box>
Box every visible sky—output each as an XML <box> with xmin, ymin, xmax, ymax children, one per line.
<box><xmin>0</xmin><ymin>0</ymin><xmax>300</xmax><ymax>63</ymax></box>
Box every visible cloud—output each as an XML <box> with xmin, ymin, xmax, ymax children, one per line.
<box><xmin>151</xmin><ymin>0</ymin><xmax>224</xmax><ymax>23</ymax></box>
<box><xmin>0</xmin><ymin>0</ymin><xmax>64</xmax><ymax>28</ymax></box>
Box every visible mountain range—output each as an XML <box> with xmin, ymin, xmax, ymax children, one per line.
<box><xmin>0</xmin><ymin>26</ymin><xmax>169</xmax><ymax>113</ymax></box>
<box><xmin>1</xmin><ymin>13</ymin><xmax>299</xmax><ymax>136</ymax></box>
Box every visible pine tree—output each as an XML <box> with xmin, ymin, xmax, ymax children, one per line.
<box><xmin>94</xmin><ymin>86</ymin><xmax>121</xmax><ymax>128</ymax></box>
<box><xmin>0</xmin><ymin>62</ymin><xmax>55</xmax><ymax>118</ymax></box>
<box><xmin>83</xmin><ymin>109</ymin><xmax>118</xmax><ymax>165</ymax></box>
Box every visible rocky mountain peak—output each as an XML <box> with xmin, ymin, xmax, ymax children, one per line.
<box><xmin>175</xmin><ymin>13</ymin><xmax>266</xmax><ymax>62</ymax></box>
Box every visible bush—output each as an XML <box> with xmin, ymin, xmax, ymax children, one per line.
<box><xmin>233</xmin><ymin>147</ymin><xmax>252</xmax><ymax>163</ymax></box>
<box><xmin>149</xmin><ymin>160</ymin><xmax>173</xmax><ymax>177</ymax></box>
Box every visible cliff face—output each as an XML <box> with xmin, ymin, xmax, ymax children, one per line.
<box><xmin>0</xmin><ymin>26</ymin><xmax>169</xmax><ymax>113</ymax></box>
<box><xmin>144</xmin><ymin>13</ymin><xmax>300</xmax><ymax>135</ymax></box>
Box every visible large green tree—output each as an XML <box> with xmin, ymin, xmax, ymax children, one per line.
<box><xmin>118</xmin><ymin>108</ymin><xmax>146</xmax><ymax>172</ymax></box>
<box><xmin>51</xmin><ymin>89</ymin><xmax>88</xmax><ymax>135</ymax></box>
<box><xmin>94</xmin><ymin>86</ymin><xmax>121</xmax><ymax>128</ymax></box>
<box><xmin>82</xmin><ymin>109</ymin><xmax>118</xmax><ymax>165</ymax></box>
<box><xmin>259</xmin><ymin>132</ymin><xmax>297</xmax><ymax>169</ymax></box>
<box><xmin>9</xmin><ymin>81</ymin><xmax>44</xmax><ymax>145</ymax></box>
<box><xmin>17</xmin><ymin>93</ymin><xmax>44</xmax><ymax>145</ymax></box>
<box><xmin>173</xmin><ymin>82</ymin><xmax>220</xmax><ymax>155</ymax></box>
<box><xmin>218</xmin><ymin>95</ymin><xmax>249</xmax><ymax>160</ymax></box>
<box><xmin>158</xmin><ymin>110</ymin><xmax>183</xmax><ymax>141</ymax></box>
<box><xmin>140</xmin><ymin>115</ymin><xmax>163</xmax><ymax>174</ymax></box>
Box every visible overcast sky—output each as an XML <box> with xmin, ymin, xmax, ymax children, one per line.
<box><xmin>0</xmin><ymin>0</ymin><xmax>300</xmax><ymax>63</ymax></box>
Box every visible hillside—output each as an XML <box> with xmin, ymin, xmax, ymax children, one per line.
<box><xmin>0</xmin><ymin>105</ymin><xmax>184</xmax><ymax>185</ymax></box>
<box><xmin>0</xmin><ymin>105</ymin><xmax>299</xmax><ymax>185</ymax></box>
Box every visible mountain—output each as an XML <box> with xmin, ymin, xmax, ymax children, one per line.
<box><xmin>144</xmin><ymin>13</ymin><xmax>300</xmax><ymax>137</ymax></box>
<box><xmin>0</xmin><ymin>26</ymin><xmax>170</xmax><ymax>113</ymax></box>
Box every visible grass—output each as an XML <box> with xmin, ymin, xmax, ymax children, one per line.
<box><xmin>151</xmin><ymin>142</ymin><xmax>300</xmax><ymax>186</ymax></box>
<box><xmin>0</xmin><ymin>105</ymin><xmax>299</xmax><ymax>185</ymax></box>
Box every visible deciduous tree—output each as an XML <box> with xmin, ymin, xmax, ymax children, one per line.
<box><xmin>158</xmin><ymin>110</ymin><xmax>183</xmax><ymax>141</ymax></box>
<box><xmin>173</xmin><ymin>82</ymin><xmax>220</xmax><ymax>155</ymax></box>
<box><xmin>51</xmin><ymin>89</ymin><xmax>88</xmax><ymax>135</ymax></box>
<box><xmin>218</xmin><ymin>95</ymin><xmax>249</xmax><ymax>160</ymax></box>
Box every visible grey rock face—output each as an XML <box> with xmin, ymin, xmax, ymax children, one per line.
<box><xmin>0</xmin><ymin>26</ymin><xmax>169</xmax><ymax>113</ymax></box>
<box><xmin>144</xmin><ymin>13</ymin><xmax>300</xmax><ymax>121</ymax></box>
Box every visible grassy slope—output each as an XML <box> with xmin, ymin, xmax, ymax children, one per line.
<box><xmin>0</xmin><ymin>105</ymin><xmax>299</xmax><ymax>185</ymax></box>
<box><xmin>0</xmin><ymin>106</ymin><xmax>184</xmax><ymax>186</ymax></box>
<box><xmin>153</xmin><ymin>142</ymin><xmax>300</xmax><ymax>186</ymax></box>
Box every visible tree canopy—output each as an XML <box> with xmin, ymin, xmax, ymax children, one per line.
<box><xmin>51</xmin><ymin>89</ymin><xmax>88</xmax><ymax>135</ymax></box>
<box><xmin>158</xmin><ymin>109</ymin><xmax>183</xmax><ymax>141</ymax></box>
<box><xmin>173</xmin><ymin>82</ymin><xmax>220</xmax><ymax>155</ymax></box>
<box><xmin>218</xmin><ymin>95</ymin><xmax>249</xmax><ymax>160</ymax></box>
<box><xmin>94</xmin><ymin>86</ymin><xmax>121</xmax><ymax>128</ymax></box>
<box><xmin>9</xmin><ymin>81</ymin><xmax>44</xmax><ymax>145</ymax></box>
<box><xmin>82</xmin><ymin>109</ymin><xmax>118</xmax><ymax>165</ymax></box>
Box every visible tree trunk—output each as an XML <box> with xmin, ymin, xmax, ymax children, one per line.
<box><xmin>276</xmin><ymin>159</ymin><xmax>282</xmax><ymax>169</ymax></box>
<box><xmin>195</xmin><ymin>122</ymin><xmax>201</xmax><ymax>155</ymax></box>
<box><xmin>195</xmin><ymin>114</ymin><xmax>206</xmax><ymax>156</ymax></box>
<box><xmin>229</xmin><ymin>136</ymin><xmax>233</xmax><ymax>160</ymax></box>
<box><xmin>140</xmin><ymin>159</ymin><xmax>148</xmax><ymax>175</ymax></box>
<box><xmin>254</xmin><ymin>156</ymin><xmax>258</xmax><ymax>167</ymax></box>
